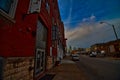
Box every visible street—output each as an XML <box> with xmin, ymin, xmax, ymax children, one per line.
<box><xmin>76</xmin><ymin>55</ymin><xmax>120</xmax><ymax>80</ymax></box>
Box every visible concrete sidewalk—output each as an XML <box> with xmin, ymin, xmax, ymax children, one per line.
<box><xmin>47</xmin><ymin>56</ymin><xmax>88</xmax><ymax>80</ymax></box>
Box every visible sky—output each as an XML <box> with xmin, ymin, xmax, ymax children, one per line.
<box><xmin>58</xmin><ymin>0</ymin><xmax>120</xmax><ymax>48</ymax></box>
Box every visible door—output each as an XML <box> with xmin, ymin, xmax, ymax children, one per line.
<box><xmin>35</xmin><ymin>49</ymin><xmax>45</xmax><ymax>76</ymax></box>
<box><xmin>35</xmin><ymin>20</ymin><xmax>47</xmax><ymax>77</ymax></box>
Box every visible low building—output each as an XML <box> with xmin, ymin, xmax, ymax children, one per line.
<box><xmin>91</xmin><ymin>43</ymin><xmax>107</xmax><ymax>52</ymax></box>
<box><xmin>106</xmin><ymin>39</ymin><xmax>120</xmax><ymax>57</ymax></box>
<box><xmin>90</xmin><ymin>39</ymin><xmax>120</xmax><ymax>57</ymax></box>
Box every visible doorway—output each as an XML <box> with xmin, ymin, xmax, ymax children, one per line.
<box><xmin>35</xmin><ymin>20</ymin><xmax>47</xmax><ymax>77</ymax></box>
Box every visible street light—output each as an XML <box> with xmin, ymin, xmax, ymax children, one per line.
<box><xmin>100</xmin><ymin>21</ymin><xmax>118</xmax><ymax>40</ymax></box>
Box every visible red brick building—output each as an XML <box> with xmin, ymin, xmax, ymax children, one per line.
<box><xmin>0</xmin><ymin>0</ymin><xmax>66</xmax><ymax>80</ymax></box>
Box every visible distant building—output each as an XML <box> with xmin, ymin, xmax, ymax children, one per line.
<box><xmin>90</xmin><ymin>39</ymin><xmax>120</xmax><ymax>57</ymax></box>
<box><xmin>91</xmin><ymin>43</ymin><xmax>107</xmax><ymax>52</ymax></box>
<box><xmin>0</xmin><ymin>0</ymin><xmax>66</xmax><ymax>80</ymax></box>
<box><xmin>106</xmin><ymin>39</ymin><xmax>120</xmax><ymax>56</ymax></box>
<box><xmin>85</xmin><ymin>48</ymin><xmax>91</xmax><ymax>53</ymax></box>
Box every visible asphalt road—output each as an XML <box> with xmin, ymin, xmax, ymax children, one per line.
<box><xmin>76</xmin><ymin>55</ymin><xmax>120</xmax><ymax>80</ymax></box>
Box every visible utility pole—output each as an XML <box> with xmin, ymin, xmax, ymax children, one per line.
<box><xmin>111</xmin><ymin>24</ymin><xmax>118</xmax><ymax>40</ymax></box>
<box><xmin>100</xmin><ymin>22</ymin><xmax>119</xmax><ymax>40</ymax></box>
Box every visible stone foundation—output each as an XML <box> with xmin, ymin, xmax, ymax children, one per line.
<box><xmin>2</xmin><ymin>57</ymin><xmax>34</xmax><ymax>80</ymax></box>
<box><xmin>46</xmin><ymin>56</ymin><xmax>54</xmax><ymax>70</ymax></box>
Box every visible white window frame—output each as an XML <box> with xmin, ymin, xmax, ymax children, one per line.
<box><xmin>0</xmin><ymin>0</ymin><xmax>18</xmax><ymax>22</ymax></box>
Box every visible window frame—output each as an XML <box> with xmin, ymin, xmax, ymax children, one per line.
<box><xmin>0</xmin><ymin>0</ymin><xmax>18</xmax><ymax>22</ymax></box>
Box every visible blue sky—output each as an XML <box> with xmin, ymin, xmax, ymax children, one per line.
<box><xmin>58</xmin><ymin>0</ymin><xmax>120</xmax><ymax>48</ymax></box>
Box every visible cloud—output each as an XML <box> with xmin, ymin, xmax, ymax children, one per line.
<box><xmin>82</xmin><ymin>14</ymin><xmax>96</xmax><ymax>22</ymax></box>
<box><xmin>90</xmin><ymin>14</ymin><xmax>96</xmax><ymax>20</ymax></box>
<box><xmin>66</xmin><ymin>23</ymin><xmax>103</xmax><ymax>41</ymax></box>
<box><xmin>82</xmin><ymin>18</ymin><xmax>89</xmax><ymax>22</ymax></box>
<box><xmin>65</xmin><ymin>18</ymin><xmax>120</xmax><ymax>48</ymax></box>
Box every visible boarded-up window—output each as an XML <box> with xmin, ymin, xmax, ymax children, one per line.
<box><xmin>28</xmin><ymin>0</ymin><xmax>41</xmax><ymax>13</ymax></box>
<box><xmin>36</xmin><ymin>20</ymin><xmax>47</xmax><ymax>49</ymax></box>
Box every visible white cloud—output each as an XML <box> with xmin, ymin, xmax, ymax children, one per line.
<box><xmin>65</xmin><ymin>18</ymin><xmax>120</xmax><ymax>48</ymax></box>
<box><xmin>82</xmin><ymin>18</ymin><xmax>89</xmax><ymax>22</ymax></box>
<box><xmin>90</xmin><ymin>14</ymin><xmax>96</xmax><ymax>20</ymax></box>
<box><xmin>82</xmin><ymin>14</ymin><xmax>96</xmax><ymax>22</ymax></box>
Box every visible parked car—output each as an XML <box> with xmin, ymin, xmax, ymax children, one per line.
<box><xmin>97</xmin><ymin>50</ymin><xmax>106</xmax><ymax>57</ymax></box>
<box><xmin>89</xmin><ymin>52</ymin><xmax>97</xmax><ymax>57</ymax></box>
<box><xmin>71</xmin><ymin>54</ymin><xmax>79</xmax><ymax>61</ymax></box>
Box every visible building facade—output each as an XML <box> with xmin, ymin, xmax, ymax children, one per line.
<box><xmin>0</xmin><ymin>0</ymin><xmax>66</xmax><ymax>80</ymax></box>
<box><xmin>90</xmin><ymin>39</ymin><xmax>120</xmax><ymax>57</ymax></box>
<box><xmin>106</xmin><ymin>39</ymin><xmax>120</xmax><ymax>57</ymax></box>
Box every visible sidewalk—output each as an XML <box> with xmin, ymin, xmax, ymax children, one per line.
<box><xmin>47</xmin><ymin>56</ymin><xmax>88</xmax><ymax>80</ymax></box>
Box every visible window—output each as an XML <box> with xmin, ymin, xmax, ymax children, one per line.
<box><xmin>45</xmin><ymin>1</ymin><xmax>50</xmax><ymax>13</ymax></box>
<box><xmin>36</xmin><ymin>20</ymin><xmax>47</xmax><ymax>47</ymax></box>
<box><xmin>52</xmin><ymin>25</ymin><xmax>58</xmax><ymax>40</ymax></box>
<box><xmin>28</xmin><ymin>0</ymin><xmax>41</xmax><ymax>13</ymax></box>
<box><xmin>52</xmin><ymin>25</ymin><xmax>58</xmax><ymax>47</ymax></box>
<box><xmin>52</xmin><ymin>26</ymin><xmax>56</xmax><ymax>40</ymax></box>
<box><xmin>0</xmin><ymin>0</ymin><xmax>18</xmax><ymax>19</ymax></box>
<box><xmin>0</xmin><ymin>0</ymin><xmax>12</xmax><ymax>13</ymax></box>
